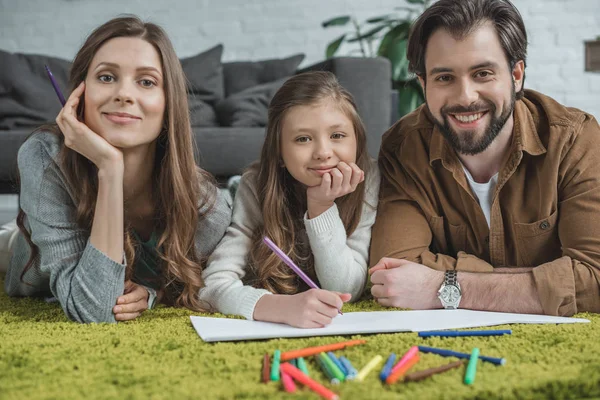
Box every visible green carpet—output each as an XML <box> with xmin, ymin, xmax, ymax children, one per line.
<box><xmin>1</xmin><ymin>276</ymin><xmax>599</xmax><ymax>400</ymax></box>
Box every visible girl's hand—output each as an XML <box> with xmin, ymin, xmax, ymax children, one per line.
<box><xmin>253</xmin><ymin>289</ymin><xmax>351</xmax><ymax>328</ymax></box>
<box><xmin>55</xmin><ymin>81</ymin><xmax>123</xmax><ymax>171</ymax></box>
<box><xmin>113</xmin><ymin>280</ymin><xmax>149</xmax><ymax>321</ymax></box>
<box><xmin>306</xmin><ymin>162</ymin><xmax>364</xmax><ymax>219</ymax></box>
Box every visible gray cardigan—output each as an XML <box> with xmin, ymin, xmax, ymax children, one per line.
<box><xmin>4</xmin><ymin>132</ymin><xmax>232</xmax><ymax>323</ymax></box>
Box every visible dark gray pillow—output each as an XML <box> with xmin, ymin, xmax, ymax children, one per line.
<box><xmin>180</xmin><ymin>44</ymin><xmax>224</xmax><ymax>104</ymax></box>
<box><xmin>223</xmin><ymin>54</ymin><xmax>304</xmax><ymax>96</ymax></box>
<box><xmin>215</xmin><ymin>77</ymin><xmax>288</xmax><ymax>127</ymax></box>
<box><xmin>188</xmin><ymin>94</ymin><xmax>219</xmax><ymax>127</ymax></box>
<box><xmin>0</xmin><ymin>50</ymin><xmax>71</xmax><ymax>130</ymax></box>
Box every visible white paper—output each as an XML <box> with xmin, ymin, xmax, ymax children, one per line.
<box><xmin>190</xmin><ymin>309</ymin><xmax>589</xmax><ymax>342</ymax></box>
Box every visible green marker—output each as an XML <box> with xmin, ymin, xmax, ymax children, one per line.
<box><xmin>271</xmin><ymin>350</ymin><xmax>281</xmax><ymax>381</ymax></box>
<box><xmin>319</xmin><ymin>352</ymin><xmax>345</xmax><ymax>382</ymax></box>
<box><xmin>297</xmin><ymin>357</ymin><xmax>309</xmax><ymax>376</ymax></box>
<box><xmin>464</xmin><ymin>348</ymin><xmax>479</xmax><ymax>385</ymax></box>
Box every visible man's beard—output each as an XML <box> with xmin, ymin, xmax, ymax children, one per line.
<box><xmin>426</xmin><ymin>87</ymin><xmax>516</xmax><ymax>156</ymax></box>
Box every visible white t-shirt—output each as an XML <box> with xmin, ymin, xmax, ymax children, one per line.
<box><xmin>461</xmin><ymin>164</ymin><xmax>498</xmax><ymax>228</ymax></box>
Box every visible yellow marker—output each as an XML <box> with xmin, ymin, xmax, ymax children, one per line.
<box><xmin>355</xmin><ymin>355</ymin><xmax>383</xmax><ymax>382</ymax></box>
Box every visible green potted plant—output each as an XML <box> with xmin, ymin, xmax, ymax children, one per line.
<box><xmin>322</xmin><ymin>0</ymin><xmax>431</xmax><ymax>118</ymax></box>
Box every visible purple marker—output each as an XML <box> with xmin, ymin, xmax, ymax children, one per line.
<box><xmin>262</xmin><ymin>236</ymin><xmax>343</xmax><ymax>314</ymax></box>
<box><xmin>45</xmin><ymin>65</ymin><xmax>66</xmax><ymax>106</ymax></box>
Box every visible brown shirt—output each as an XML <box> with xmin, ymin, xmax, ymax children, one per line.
<box><xmin>371</xmin><ymin>89</ymin><xmax>600</xmax><ymax>316</ymax></box>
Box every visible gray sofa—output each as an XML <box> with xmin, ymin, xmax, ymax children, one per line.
<box><xmin>0</xmin><ymin>56</ymin><xmax>391</xmax><ymax>193</ymax></box>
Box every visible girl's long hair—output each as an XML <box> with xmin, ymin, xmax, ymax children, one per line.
<box><xmin>246</xmin><ymin>71</ymin><xmax>371</xmax><ymax>294</ymax></box>
<box><xmin>17</xmin><ymin>15</ymin><xmax>215</xmax><ymax>311</ymax></box>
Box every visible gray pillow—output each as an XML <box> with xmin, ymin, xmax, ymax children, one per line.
<box><xmin>0</xmin><ymin>50</ymin><xmax>71</xmax><ymax>129</ymax></box>
<box><xmin>180</xmin><ymin>44</ymin><xmax>225</xmax><ymax>104</ymax></box>
<box><xmin>188</xmin><ymin>94</ymin><xmax>218</xmax><ymax>127</ymax></box>
<box><xmin>223</xmin><ymin>54</ymin><xmax>304</xmax><ymax>96</ymax></box>
<box><xmin>215</xmin><ymin>77</ymin><xmax>288</xmax><ymax>127</ymax></box>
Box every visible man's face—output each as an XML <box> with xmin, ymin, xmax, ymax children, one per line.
<box><xmin>420</xmin><ymin>22</ymin><xmax>523</xmax><ymax>155</ymax></box>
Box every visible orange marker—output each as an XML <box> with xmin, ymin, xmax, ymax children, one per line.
<box><xmin>386</xmin><ymin>353</ymin><xmax>420</xmax><ymax>384</ymax></box>
<box><xmin>280</xmin><ymin>339</ymin><xmax>366</xmax><ymax>361</ymax></box>
<box><xmin>280</xmin><ymin>363</ymin><xmax>339</xmax><ymax>400</ymax></box>
<box><xmin>281</xmin><ymin>370</ymin><xmax>297</xmax><ymax>393</ymax></box>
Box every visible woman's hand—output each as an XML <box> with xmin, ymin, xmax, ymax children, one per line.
<box><xmin>306</xmin><ymin>162</ymin><xmax>364</xmax><ymax>219</ymax></box>
<box><xmin>55</xmin><ymin>81</ymin><xmax>123</xmax><ymax>171</ymax></box>
<box><xmin>253</xmin><ymin>289</ymin><xmax>351</xmax><ymax>328</ymax></box>
<box><xmin>113</xmin><ymin>280</ymin><xmax>149</xmax><ymax>321</ymax></box>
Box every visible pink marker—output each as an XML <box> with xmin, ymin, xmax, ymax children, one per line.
<box><xmin>390</xmin><ymin>346</ymin><xmax>419</xmax><ymax>375</ymax></box>
<box><xmin>281</xmin><ymin>370</ymin><xmax>296</xmax><ymax>393</ymax></box>
<box><xmin>263</xmin><ymin>236</ymin><xmax>342</xmax><ymax>314</ymax></box>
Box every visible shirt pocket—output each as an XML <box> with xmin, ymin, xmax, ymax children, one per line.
<box><xmin>429</xmin><ymin>215</ymin><xmax>466</xmax><ymax>256</ymax></box>
<box><xmin>514</xmin><ymin>209</ymin><xmax>560</xmax><ymax>267</ymax></box>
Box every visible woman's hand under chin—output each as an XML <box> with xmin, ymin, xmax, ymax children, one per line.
<box><xmin>306</xmin><ymin>161</ymin><xmax>364</xmax><ymax>219</ymax></box>
<box><xmin>55</xmin><ymin>81</ymin><xmax>124</xmax><ymax>173</ymax></box>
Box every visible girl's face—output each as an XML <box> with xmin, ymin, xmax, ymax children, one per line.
<box><xmin>83</xmin><ymin>37</ymin><xmax>166</xmax><ymax>149</ymax></box>
<box><xmin>280</xmin><ymin>99</ymin><xmax>357</xmax><ymax>187</ymax></box>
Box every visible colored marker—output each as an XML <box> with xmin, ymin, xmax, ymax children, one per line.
<box><xmin>356</xmin><ymin>355</ymin><xmax>383</xmax><ymax>382</ymax></box>
<box><xmin>281</xmin><ymin>370</ymin><xmax>297</xmax><ymax>393</ymax></box>
<box><xmin>281</xmin><ymin>363</ymin><xmax>339</xmax><ymax>400</ymax></box>
<box><xmin>45</xmin><ymin>65</ymin><xmax>66</xmax><ymax>106</ymax></box>
<box><xmin>261</xmin><ymin>353</ymin><xmax>270</xmax><ymax>383</ymax></box>
<box><xmin>390</xmin><ymin>346</ymin><xmax>419</xmax><ymax>375</ymax></box>
<box><xmin>280</xmin><ymin>340</ymin><xmax>366</xmax><ymax>361</ymax></box>
<box><xmin>464</xmin><ymin>348</ymin><xmax>480</xmax><ymax>385</ymax></box>
<box><xmin>263</xmin><ymin>236</ymin><xmax>343</xmax><ymax>314</ymax></box>
<box><xmin>339</xmin><ymin>356</ymin><xmax>358</xmax><ymax>380</ymax></box>
<box><xmin>327</xmin><ymin>352</ymin><xmax>348</xmax><ymax>376</ymax></box>
<box><xmin>418</xmin><ymin>346</ymin><xmax>506</xmax><ymax>366</ymax></box>
<box><xmin>320</xmin><ymin>352</ymin><xmax>345</xmax><ymax>382</ymax></box>
<box><xmin>379</xmin><ymin>353</ymin><xmax>397</xmax><ymax>382</ymax></box>
<box><xmin>297</xmin><ymin>357</ymin><xmax>309</xmax><ymax>376</ymax></box>
<box><xmin>314</xmin><ymin>355</ymin><xmax>340</xmax><ymax>384</ymax></box>
<box><xmin>271</xmin><ymin>350</ymin><xmax>281</xmax><ymax>381</ymax></box>
<box><xmin>418</xmin><ymin>329</ymin><xmax>512</xmax><ymax>338</ymax></box>
<box><xmin>404</xmin><ymin>360</ymin><xmax>466</xmax><ymax>382</ymax></box>
<box><xmin>386</xmin><ymin>353</ymin><xmax>420</xmax><ymax>384</ymax></box>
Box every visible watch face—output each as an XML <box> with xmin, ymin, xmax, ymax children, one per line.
<box><xmin>440</xmin><ymin>285</ymin><xmax>461</xmax><ymax>303</ymax></box>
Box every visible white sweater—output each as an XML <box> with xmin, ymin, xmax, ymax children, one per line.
<box><xmin>199</xmin><ymin>160</ymin><xmax>380</xmax><ymax>320</ymax></box>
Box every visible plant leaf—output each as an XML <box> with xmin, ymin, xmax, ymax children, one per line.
<box><xmin>377</xmin><ymin>22</ymin><xmax>411</xmax><ymax>57</ymax></box>
<box><xmin>347</xmin><ymin>24</ymin><xmax>387</xmax><ymax>42</ymax></box>
<box><xmin>326</xmin><ymin>34</ymin><xmax>346</xmax><ymax>58</ymax></box>
<box><xmin>322</xmin><ymin>16</ymin><xmax>351</xmax><ymax>28</ymax></box>
<box><xmin>395</xmin><ymin>81</ymin><xmax>425</xmax><ymax>118</ymax></box>
<box><xmin>406</xmin><ymin>0</ymin><xmax>425</xmax><ymax>4</ymax></box>
<box><xmin>366</xmin><ymin>15</ymin><xmax>393</xmax><ymax>24</ymax></box>
<box><xmin>388</xmin><ymin>38</ymin><xmax>412</xmax><ymax>81</ymax></box>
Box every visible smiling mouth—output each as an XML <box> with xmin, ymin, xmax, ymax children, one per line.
<box><xmin>102</xmin><ymin>112</ymin><xmax>141</xmax><ymax>124</ymax></box>
<box><xmin>450</xmin><ymin>111</ymin><xmax>487</xmax><ymax>124</ymax></box>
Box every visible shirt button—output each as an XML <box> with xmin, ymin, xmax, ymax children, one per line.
<box><xmin>539</xmin><ymin>221</ymin><xmax>550</xmax><ymax>230</ymax></box>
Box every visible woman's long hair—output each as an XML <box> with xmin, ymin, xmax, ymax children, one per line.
<box><xmin>17</xmin><ymin>15</ymin><xmax>215</xmax><ymax>311</ymax></box>
<box><xmin>246</xmin><ymin>71</ymin><xmax>371</xmax><ymax>294</ymax></box>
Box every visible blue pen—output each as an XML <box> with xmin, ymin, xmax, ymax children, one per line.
<box><xmin>418</xmin><ymin>346</ymin><xmax>506</xmax><ymax>366</ymax></box>
<box><xmin>327</xmin><ymin>352</ymin><xmax>348</xmax><ymax>376</ymax></box>
<box><xmin>418</xmin><ymin>329</ymin><xmax>512</xmax><ymax>338</ymax></box>
<box><xmin>379</xmin><ymin>353</ymin><xmax>396</xmax><ymax>381</ymax></box>
<box><xmin>339</xmin><ymin>356</ymin><xmax>358</xmax><ymax>380</ymax></box>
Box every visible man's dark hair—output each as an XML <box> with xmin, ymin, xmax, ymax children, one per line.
<box><xmin>407</xmin><ymin>0</ymin><xmax>527</xmax><ymax>99</ymax></box>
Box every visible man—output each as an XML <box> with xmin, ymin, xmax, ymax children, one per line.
<box><xmin>370</xmin><ymin>0</ymin><xmax>600</xmax><ymax>316</ymax></box>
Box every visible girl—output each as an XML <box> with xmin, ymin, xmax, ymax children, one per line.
<box><xmin>200</xmin><ymin>71</ymin><xmax>380</xmax><ymax>328</ymax></box>
<box><xmin>3</xmin><ymin>16</ymin><xmax>231</xmax><ymax>323</ymax></box>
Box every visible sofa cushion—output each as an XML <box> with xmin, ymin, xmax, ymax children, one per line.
<box><xmin>215</xmin><ymin>77</ymin><xmax>287</xmax><ymax>127</ymax></box>
<box><xmin>188</xmin><ymin>95</ymin><xmax>219</xmax><ymax>127</ymax></box>
<box><xmin>0</xmin><ymin>50</ymin><xmax>71</xmax><ymax>130</ymax></box>
<box><xmin>180</xmin><ymin>44</ymin><xmax>224</xmax><ymax>103</ymax></box>
<box><xmin>223</xmin><ymin>54</ymin><xmax>304</xmax><ymax>96</ymax></box>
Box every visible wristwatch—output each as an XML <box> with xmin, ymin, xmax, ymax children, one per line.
<box><xmin>437</xmin><ymin>270</ymin><xmax>461</xmax><ymax>309</ymax></box>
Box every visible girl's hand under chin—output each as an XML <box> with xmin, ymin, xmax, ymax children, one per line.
<box><xmin>306</xmin><ymin>161</ymin><xmax>364</xmax><ymax>219</ymax></box>
<box><xmin>55</xmin><ymin>81</ymin><xmax>123</xmax><ymax>172</ymax></box>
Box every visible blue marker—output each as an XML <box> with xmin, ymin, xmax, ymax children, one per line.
<box><xmin>339</xmin><ymin>356</ymin><xmax>358</xmax><ymax>380</ymax></box>
<box><xmin>327</xmin><ymin>352</ymin><xmax>348</xmax><ymax>376</ymax></box>
<box><xmin>379</xmin><ymin>353</ymin><xmax>396</xmax><ymax>381</ymax></box>
<box><xmin>418</xmin><ymin>329</ymin><xmax>512</xmax><ymax>338</ymax></box>
<box><xmin>418</xmin><ymin>346</ymin><xmax>506</xmax><ymax>366</ymax></box>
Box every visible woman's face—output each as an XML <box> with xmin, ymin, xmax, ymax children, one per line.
<box><xmin>83</xmin><ymin>37</ymin><xmax>166</xmax><ymax>150</ymax></box>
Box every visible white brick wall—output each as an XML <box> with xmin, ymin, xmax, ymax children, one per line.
<box><xmin>0</xmin><ymin>0</ymin><xmax>599</xmax><ymax>118</ymax></box>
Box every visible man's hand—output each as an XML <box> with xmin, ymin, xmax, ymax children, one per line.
<box><xmin>113</xmin><ymin>280</ymin><xmax>149</xmax><ymax>321</ymax></box>
<box><xmin>369</xmin><ymin>258</ymin><xmax>443</xmax><ymax>309</ymax></box>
